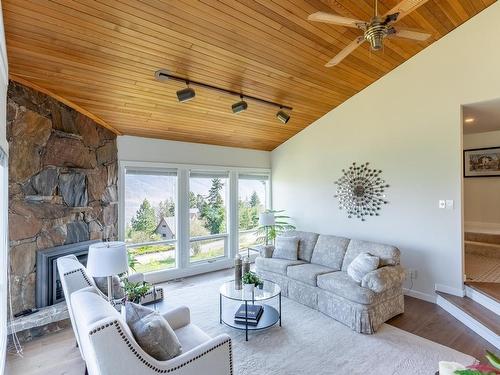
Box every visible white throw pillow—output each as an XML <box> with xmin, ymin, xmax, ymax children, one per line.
<box><xmin>272</xmin><ymin>236</ymin><xmax>299</xmax><ymax>260</ymax></box>
<box><xmin>347</xmin><ymin>253</ymin><xmax>380</xmax><ymax>283</ymax></box>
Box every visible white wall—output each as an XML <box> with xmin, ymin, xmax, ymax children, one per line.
<box><xmin>463</xmin><ymin>130</ymin><xmax>500</xmax><ymax>233</ymax></box>
<box><xmin>271</xmin><ymin>2</ymin><xmax>500</xmax><ymax>299</ymax></box>
<box><xmin>118</xmin><ymin>136</ymin><xmax>270</xmax><ymax>169</ymax></box>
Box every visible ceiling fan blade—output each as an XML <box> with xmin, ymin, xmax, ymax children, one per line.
<box><xmin>325</xmin><ymin>37</ymin><xmax>365</xmax><ymax>67</ymax></box>
<box><xmin>384</xmin><ymin>0</ymin><xmax>430</xmax><ymax>21</ymax></box>
<box><xmin>392</xmin><ymin>28</ymin><xmax>431</xmax><ymax>41</ymax></box>
<box><xmin>308</xmin><ymin>12</ymin><xmax>366</xmax><ymax>29</ymax></box>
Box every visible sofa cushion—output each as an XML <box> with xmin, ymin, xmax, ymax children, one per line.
<box><xmin>272</xmin><ymin>236</ymin><xmax>299</xmax><ymax>260</ymax></box>
<box><xmin>286</xmin><ymin>263</ymin><xmax>335</xmax><ymax>286</ymax></box>
<box><xmin>346</xmin><ymin>253</ymin><xmax>379</xmax><ymax>283</ymax></box>
<box><xmin>283</xmin><ymin>230</ymin><xmax>319</xmax><ymax>262</ymax></box>
<box><xmin>125</xmin><ymin>302</ymin><xmax>182</xmax><ymax>361</ymax></box>
<box><xmin>341</xmin><ymin>239</ymin><xmax>400</xmax><ymax>271</ymax></box>
<box><xmin>174</xmin><ymin>324</ymin><xmax>210</xmax><ymax>352</ymax></box>
<box><xmin>255</xmin><ymin>256</ymin><xmax>305</xmax><ymax>275</ymax></box>
<box><xmin>310</xmin><ymin>235</ymin><xmax>350</xmax><ymax>270</ymax></box>
<box><xmin>317</xmin><ymin>272</ymin><xmax>376</xmax><ymax>305</ymax></box>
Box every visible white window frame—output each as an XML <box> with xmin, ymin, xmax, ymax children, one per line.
<box><xmin>119</xmin><ymin>160</ymin><xmax>271</xmax><ymax>284</ymax></box>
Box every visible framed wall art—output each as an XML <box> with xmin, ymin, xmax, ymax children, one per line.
<box><xmin>464</xmin><ymin>147</ymin><xmax>500</xmax><ymax>178</ymax></box>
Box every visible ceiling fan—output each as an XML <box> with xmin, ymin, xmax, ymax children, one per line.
<box><xmin>308</xmin><ymin>0</ymin><xmax>432</xmax><ymax>67</ymax></box>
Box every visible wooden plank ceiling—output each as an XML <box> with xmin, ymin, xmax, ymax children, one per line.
<box><xmin>3</xmin><ymin>0</ymin><xmax>494</xmax><ymax>151</ymax></box>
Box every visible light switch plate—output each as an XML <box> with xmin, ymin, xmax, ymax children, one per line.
<box><xmin>439</xmin><ymin>200</ymin><xmax>446</xmax><ymax>209</ymax></box>
<box><xmin>445</xmin><ymin>200</ymin><xmax>454</xmax><ymax>209</ymax></box>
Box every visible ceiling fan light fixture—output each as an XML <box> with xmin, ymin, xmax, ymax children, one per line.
<box><xmin>364</xmin><ymin>21</ymin><xmax>388</xmax><ymax>51</ymax></box>
<box><xmin>232</xmin><ymin>96</ymin><xmax>248</xmax><ymax>114</ymax></box>
<box><xmin>276</xmin><ymin>109</ymin><xmax>291</xmax><ymax>124</ymax></box>
<box><xmin>176</xmin><ymin>83</ymin><xmax>196</xmax><ymax>102</ymax></box>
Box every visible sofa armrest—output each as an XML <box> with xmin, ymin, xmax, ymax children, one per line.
<box><xmin>361</xmin><ymin>265</ymin><xmax>405</xmax><ymax>293</ymax></box>
<box><xmin>161</xmin><ymin>305</ymin><xmax>191</xmax><ymax>330</ymax></box>
<box><xmin>261</xmin><ymin>245</ymin><xmax>275</xmax><ymax>258</ymax></box>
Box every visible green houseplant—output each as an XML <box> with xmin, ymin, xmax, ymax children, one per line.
<box><xmin>122</xmin><ymin>278</ymin><xmax>151</xmax><ymax>304</ymax></box>
<box><xmin>256</xmin><ymin>209</ymin><xmax>296</xmax><ymax>245</ymax></box>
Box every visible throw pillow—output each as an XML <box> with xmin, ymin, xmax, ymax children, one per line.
<box><xmin>272</xmin><ymin>236</ymin><xmax>299</xmax><ymax>260</ymax></box>
<box><xmin>125</xmin><ymin>302</ymin><xmax>182</xmax><ymax>360</ymax></box>
<box><xmin>94</xmin><ymin>276</ymin><xmax>125</xmax><ymax>299</ymax></box>
<box><xmin>347</xmin><ymin>253</ymin><xmax>380</xmax><ymax>283</ymax></box>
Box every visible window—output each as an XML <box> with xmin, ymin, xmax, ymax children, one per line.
<box><xmin>124</xmin><ymin>169</ymin><xmax>177</xmax><ymax>273</ymax></box>
<box><xmin>189</xmin><ymin>172</ymin><xmax>229</xmax><ymax>263</ymax></box>
<box><xmin>121</xmin><ymin>163</ymin><xmax>270</xmax><ymax>279</ymax></box>
<box><xmin>238</xmin><ymin>174</ymin><xmax>270</xmax><ymax>253</ymax></box>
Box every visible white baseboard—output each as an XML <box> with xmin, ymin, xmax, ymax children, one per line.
<box><xmin>436</xmin><ymin>294</ymin><xmax>499</xmax><ymax>349</ymax></box>
<box><xmin>465</xmin><ymin>221</ymin><xmax>500</xmax><ymax>235</ymax></box>
<box><xmin>465</xmin><ymin>285</ymin><xmax>500</xmax><ymax>314</ymax></box>
<box><xmin>435</xmin><ymin>283</ymin><xmax>465</xmax><ymax>297</ymax></box>
<box><xmin>403</xmin><ymin>288</ymin><xmax>437</xmax><ymax>303</ymax></box>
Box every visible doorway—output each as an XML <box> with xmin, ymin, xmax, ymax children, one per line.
<box><xmin>462</xmin><ymin>99</ymin><xmax>500</xmax><ymax>300</ymax></box>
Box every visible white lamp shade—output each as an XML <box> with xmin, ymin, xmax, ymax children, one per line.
<box><xmin>259</xmin><ymin>212</ymin><xmax>275</xmax><ymax>226</ymax></box>
<box><xmin>86</xmin><ymin>241</ymin><xmax>128</xmax><ymax>277</ymax></box>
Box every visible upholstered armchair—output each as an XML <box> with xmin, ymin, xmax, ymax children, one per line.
<box><xmin>56</xmin><ymin>254</ymin><xmax>164</xmax><ymax>359</ymax></box>
<box><xmin>71</xmin><ymin>288</ymin><xmax>233</xmax><ymax>375</ymax></box>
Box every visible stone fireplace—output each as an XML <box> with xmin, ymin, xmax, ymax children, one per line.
<box><xmin>7</xmin><ymin>81</ymin><xmax>119</xmax><ymax>318</ymax></box>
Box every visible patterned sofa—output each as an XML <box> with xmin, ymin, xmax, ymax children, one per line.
<box><xmin>255</xmin><ymin>231</ymin><xmax>406</xmax><ymax>334</ymax></box>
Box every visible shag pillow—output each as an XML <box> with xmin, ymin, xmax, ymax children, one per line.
<box><xmin>125</xmin><ymin>302</ymin><xmax>182</xmax><ymax>360</ymax></box>
<box><xmin>272</xmin><ymin>236</ymin><xmax>299</xmax><ymax>260</ymax></box>
<box><xmin>94</xmin><ymin>275</ymin><xmax>125</xmax><ymax>299</ymax></box>
<box><xmin>347</xmin><ymin>253</ymin><xmax>380</xmax><ymax>283</ymax></box>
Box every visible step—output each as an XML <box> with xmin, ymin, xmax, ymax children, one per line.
<box><xmin>465</xmin><ymin>282</ymin><xmax>500</xmax><ymax>308</ymax></box>
<box><xmin>465</xmin><ymin>232</ymin><xmax>500</xmax><ymax>245</ymax></box>
<box><xmin>465</xmin><ymin>240</ymin><xmax>500</xmax><ymax>259</ymax></box>
<box><xmin>436</xmin><ymin>292</ymin><xmax>499</xmax><ymax>349</ymax></box>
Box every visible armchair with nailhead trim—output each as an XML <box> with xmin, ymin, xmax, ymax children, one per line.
<box><xmin>71</xmin><ymin>288</ymin><xmax>233</xmax><ymax>375</ymax></box>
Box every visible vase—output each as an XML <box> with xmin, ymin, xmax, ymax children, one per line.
<box><xmin>234</xmin><ymin>255</ymin><xmax>242</xmax><ymax>290</ymax></box>
<box><xmin>243</xmin><ymin>283</ymin><xmax>254</xmax><ymax>294</ymax></box>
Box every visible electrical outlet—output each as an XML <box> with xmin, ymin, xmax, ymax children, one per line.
<box><xmin>407</xmin><ymin>269</ymin><xmax>417</xmax><ymax>280</ymax></box>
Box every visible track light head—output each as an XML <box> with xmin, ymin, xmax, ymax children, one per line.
<box><xmin>176</xmin><ymin>86</ymin><xmax>195</xmax><ymax>102</ymax></box>
<box><xmin>276</xmin><ymin>109</ymin><xmax>291</xmax><ymax>124</ymax></box>
<box><xmin>232</xmin><ymin>96</ymin><xmax>248</xmax><ymax>114</ymax></box>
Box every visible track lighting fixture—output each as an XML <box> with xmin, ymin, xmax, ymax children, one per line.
<box><xmin>232</xmin><ymin>96</ymin><xmax>248</xmax><ymax>114</ymax></box>
<box><xmin>156</xmin><ymin>70</ymin><xmax>292</xmax><ymax>122</ymax></box>
<box><xmin>176</xmin><ymin>82</ymin><xmax>195</xmax><ymax>102</ymax></box>
<box><xmin>276</xmin><ymin>108</ymin><xmax>291</xmax><ymax>124</ymax></box>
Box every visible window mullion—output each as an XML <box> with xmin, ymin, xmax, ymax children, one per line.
<box><xmin>177</xmin><ymin>168</ymin><xmax>190</xmax><ymax>269</ymax></box>
<box><xmin>228</xmin><ymin>171</ymin><xmax>238</xmax><ymax>259</ymax></box>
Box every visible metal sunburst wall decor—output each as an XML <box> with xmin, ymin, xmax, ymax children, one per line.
<box><xmin>334</xmin><ymin>162</ymin><xmax>389</xmax><ymax>221</ymax></box>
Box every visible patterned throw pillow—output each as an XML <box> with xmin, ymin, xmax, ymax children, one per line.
<box><xmin>347</xmin><ymin>253</ymin><xmax>380</xmax><ymax>283</ymax></box>
<box><xmin>125</xmin><ymin>302</ymin><xmax>182</xmax><ymax>360</ymax></box>
<box><xmin>272</xmin><ymin>236</ymin><xmax>299</xmax><ymax>260</ymax></box>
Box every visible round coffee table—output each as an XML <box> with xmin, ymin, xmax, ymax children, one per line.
<box><xmin>219</xmin><ymin>279</ymin><xmax>281</xmax><ymax>341</ymax></box>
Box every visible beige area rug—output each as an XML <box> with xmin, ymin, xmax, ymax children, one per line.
<box><xmin>465</xmin><ymin>253</ymin><xmax>500</xmax><ymax>282</ymax></box>
<box><xmin>166</xmin><ymin>279</ymin><xmax>476</xmax><ymax>375</ymax></box>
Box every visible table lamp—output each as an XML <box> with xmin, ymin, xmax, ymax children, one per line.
<box><xmin>259</xmin><ymin>212</ymin><xmax>275</xmax><ymax>245</ymax></box>
<box><xmin>87</xmin><ymin>241</ymin><xmax>128</xmax><ymax>302</ymax></box>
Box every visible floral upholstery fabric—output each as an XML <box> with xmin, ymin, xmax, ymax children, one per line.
<box><xmin>286</xmin><ymin>263</ymin><xmax>335</xmax><ymax>286</ymax></box>
<box><xmin>283</xmin><ymin>230</ymin><xmax>319</xmax><ymax>262</ymax></box>
<box><xmin>317</xmin><ymin>272</ymin><xmax>376</xmax><ymax>305</ymax></box>
<box><xmin>361</xmin><ymin>265</ymin><xmax>406</xmax><ymax>293</ymax></box>
<box><xmin>341</xmin><ymin>239</ymin><xmax>400</xmax><ymax>271</ymax></box>
<box><xmin>255</xmin><ymin>256</ymin><xmax>305</xmax><ymax>275</ymax></box>
<box><xmin>310</xmin><ymin>235</ymin><xmax>350</xmax><ymax>270</ymax></box>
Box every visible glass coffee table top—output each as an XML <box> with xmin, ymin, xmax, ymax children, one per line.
<box><xmin>219</xmin><ymin>279</ymin><xmax>281</xmax><ymax>302</ymax></box>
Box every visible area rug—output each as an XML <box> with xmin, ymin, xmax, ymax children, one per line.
<box><xmin>164</xmin><ymin>278</ymin><xmax>476</xmax><ymax>375</ymax></box>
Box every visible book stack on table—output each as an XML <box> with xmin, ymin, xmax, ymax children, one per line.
<box><xmin>234</xmin><ymin>304</ymin><xmax>263</xmax><ymax>326</ymax></box>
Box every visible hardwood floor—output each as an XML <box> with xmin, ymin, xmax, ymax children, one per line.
<box><xmin>6</xmin><ymin>269</ymin><xmax>497</xmax><ymax>374</ymax></box>
<box><xmin>466</xmin><ymin>282</ymin><xmax>500</xmax><ymax>303</ymax></box>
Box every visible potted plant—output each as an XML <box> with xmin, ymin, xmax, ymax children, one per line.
<box><xmin>256</xmin><ymin>209</ymin><xmax>296</xmax><ymax>246</ymax></box>
<box><xmin>242</xmin><ymin>271</ymin><xmax>262</xmax><ymax>293</ymax></box>
<box><xmin>122</xmin><ymin>278</ymin><xmax>151</xmax><ymax>304</ymax></box>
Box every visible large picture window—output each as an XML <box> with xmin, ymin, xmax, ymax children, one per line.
<box><xmin>124</xmin><ymin>169</ymin><xmax>177</xmax><ymax>273</ymax></box>
<box><xmin>189</xmin><ymin>172</ymin><xmax>229</xmax><ymax>263</ymax></box>
<box><xmin>238</xmin><ymin>174</ymin><xmax>270</xmax><ymax>253</ymax></box>
<box><xmin>121</xmin><ymin>163</ymin><xmax>270</xmax><ymax>280</ymax></box>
